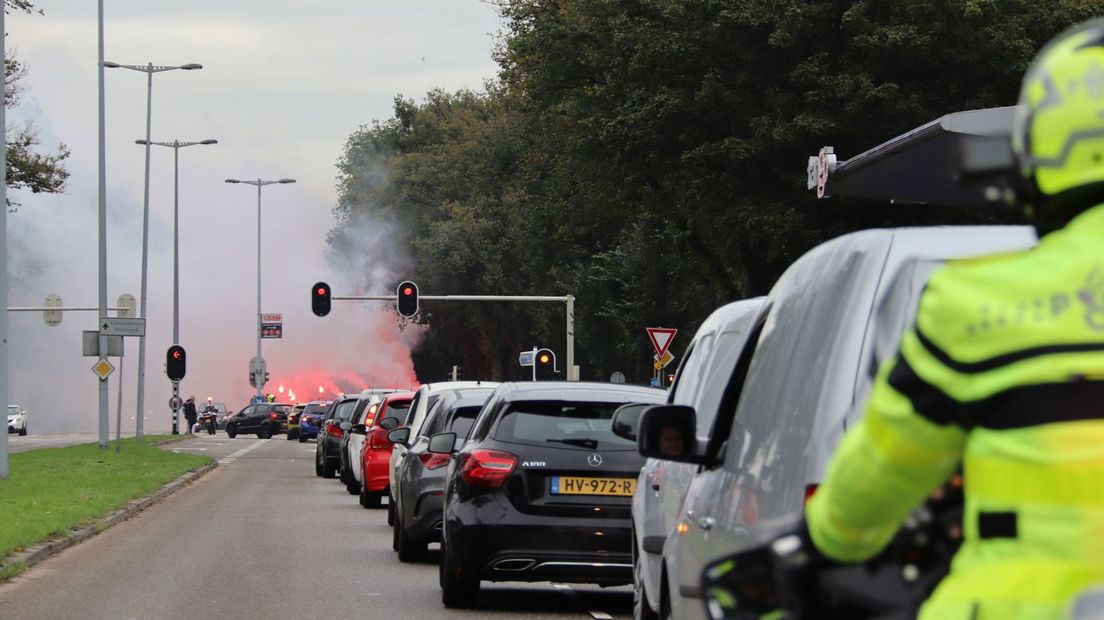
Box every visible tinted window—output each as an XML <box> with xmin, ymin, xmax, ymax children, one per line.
<box><xmin>383</xmin><ymin>400</ymin><xmax>411</xmax><ymax>419</ymax></box>
<box><xmin>404</xmin><ymin>393</ymin><xmax>423</xmax><ymax>426</ymax></box>
<box><xmin>420</xmin><ymin>400</ymin><xmax>449</xmax><ymax>437</ymax></box>
<box><xmin>304</xmin><ymin>404</ymin><xmax>326</xmax><ymax>415</ymax></box>
<box><xmin>493</xmin><ymin>401</ymin><xmax>634</xmax><ymax>449</ymax></box>
<box><xmin>448</xmin><ymin>406</ymin><xmax>482</xmax><ymax>439</ymax></box>
<box><xmin>333</xmin><ymin>399</ymin><xmax>358</xmax><ymax>421</ymax></box>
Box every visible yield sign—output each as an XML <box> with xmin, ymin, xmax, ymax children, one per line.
<box><xmin>646</xmin><ymin>327</ymin><xmax>678</xmax><ymax>358</ymax></box>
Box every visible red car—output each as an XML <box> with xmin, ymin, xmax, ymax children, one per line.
<box><xmin>359</xmin><ymin>391</ymin><xmax>415</xmax><ymax>508</ymax></box>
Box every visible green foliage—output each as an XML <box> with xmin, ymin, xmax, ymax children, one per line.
<box><xmin>332</xmin><ymin>0</ymin><xmax>1100</xmax><ymax>382</ymax></box>
<box><xmin>0</xmin><ymin>436</ymin><xmax>210</xmax><ymax>571</ymax></box>
<box><xmin>5</xmin><ymin>1</ymin><xmax>69</xmax><ymax>211</ymax></box>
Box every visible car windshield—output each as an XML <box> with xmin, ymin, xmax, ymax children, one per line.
<box><xmin>7</xmin><ymin>406</ymin><xmax>19</xmax><ymax>414</ymax></box>
<box><xmin>493</xmin><ymin>401</ymin><xmax>634</xmax><ymax>449</ymax></box>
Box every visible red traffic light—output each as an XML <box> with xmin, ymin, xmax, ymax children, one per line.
<box><xmin>396</xmin><ymin>280</ymin><xmax>419</xmax><ymax>317</ymax></box>
<box><xmin>166</xmin><ymin>345</ymin><xmax>187</xmax><ymax>381</ymax></box>
<box><xmin>312</xmin><ymin>281</ymin><xmax>332</xmax><ymax>317</ymax></box>
<box><xmin>171</xmin><ymin>350</ymin><xmax>182</xmax><ymax>359</ymax></box>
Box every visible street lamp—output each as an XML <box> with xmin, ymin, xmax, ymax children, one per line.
<box><xmin>105</xmin><ymin>61</ymin><xmax>201</xmax><ymax>439</ymax></box>
<box><xmin>137</xmin><ymin>139</ymin><xmax>216</xmax><ymax>433</ymax></box>
<box><xmin>225</xmin><ymin>178</ymin><xmax>296</xmax><ymax>397</ymax></box>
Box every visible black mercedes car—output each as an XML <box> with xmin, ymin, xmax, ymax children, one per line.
<box><xmin>430</xmin><ymin>381</ymin><xmax>666</xmax><ymax>608</ymax></box>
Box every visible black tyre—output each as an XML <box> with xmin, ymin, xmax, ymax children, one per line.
<box><xmin>440</xmin><ymin>539</ymin><xmax>479</xmax><ymax>608</ymax></box>
<box><xmin>258</xmin><ymin>424</ymin><xmax>273</xmax><ymax>440</ymax></box>
<box><xmin>345</xmin><ymin>474</ymin><xmax>360</xmax><ymax>495</ymax></box>
<box><xmin>387</xmin><ymin>490</ymin><xmax>396</xmax><ymax>526</ymax></box>
<box><xmin>392</xmin><ymin>512</ymin><xmax>401</xmax><ymax>552</ymax></box>
<box><xmin>322</xmin><ymin>454</ymin><xmax>337</xmax><ymax>479</ymax></box>
<box><xmin>226</xmin><ymin>424</ymin><xmax>237</xmax><ymax>439</ymax></box>
<box><xmin>360</xmin><ymin>489</ymin><xmax>381</xmax><ymax>509</ymax></box>
<box><xmin>19</xmin><ymin>426</ymin><xmax>27</xmax><ymax>436</ymax></box>
<box><xmin>396</xmin><ymin>522</ymin><xmax>427</xmax><ymax>562</ymax></box>
<box><xmin>298</xmin><ymin>435</ymin><xmax>306</xmax><ymax>443</ymax></box>
<box><xmin>286</xmin><ymin>432</ymin><xmax>295</xmax><ymax>441</ymax></box>
<box><xmin>633</xmin><ymin>545</ymin><xmax>660</xmax><ymax>620</ymax></box>
<box><xmin>315</xmin><ymin>450</ymin><xmax>324</xmax><ymax>477</ymax></box>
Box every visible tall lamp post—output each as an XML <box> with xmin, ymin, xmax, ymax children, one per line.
<box><xmin>225</xmin><ymin>178</ymin><xmax>296</xmax><ymax>398</ymax></box>
<box><xmin>104</xmin><ymin>61</ymin><xmax>201</xmax><ymax>438</ymax></box>
<box><xmin>138</xmin><ymin>139</ymin><xmax>217</xmax><ymax>433</ymax></box>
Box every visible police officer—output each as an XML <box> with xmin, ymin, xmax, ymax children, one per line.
<box><xmin>805</xmin><ymin>19</ymin><xmax>1104</xmax><ymax>619</ymax></box>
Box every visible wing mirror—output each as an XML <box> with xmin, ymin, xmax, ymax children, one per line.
<box><xmin>611</xmin><ymin>402</ymin><xmax>652</xmax><ymax>441</ymax></box>
<box><xmin>387</xmin><ymin>427</ymin><xmax>411</xmax><ymax>447</ymax></box>
<box><xmin>350</xmin><ymin>424</ymin><xmax>367</xmax><ymax>435</ymax></box>
<box><xmin>638</xmin><ymin>405</ymin><xmax>697</xmax><ymax>462</ymax></box>
<box><xmin>428</xmin><ymin>432</ymin><xmax>458</xmax><ymax>455</ymax></box>
<box><xmin>379</xmin><ymin>416</ymin><xmax>400</xmax><ymax>431</ymax></box>
<box><xmin>339</xmin><ymin>421</ymin><xmax>352</xmax><ymax>432</ymax></box>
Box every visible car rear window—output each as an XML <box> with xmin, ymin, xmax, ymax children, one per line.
<box><xmin>383</xmin><ymin>400</ymin><xmax>411</xmax><ymax>420</ymax></box>
<box><xmin>304</xmin><ymin>404</ymin><xmax>326</xmax><ymax>415</ymax></box>
<box><xmin>448</xmin><ymin>406</ymin><xmax>482</xmax><ymax>439</ymax></box>
<box><xmin>493</xmin><ymin>401</ymin><xmax>635</xmax><ymax>449</ymax></box>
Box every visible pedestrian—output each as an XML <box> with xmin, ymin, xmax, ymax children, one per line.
<box><xmin>803</xmin><ymin>18</ymin><xmax>1104</xmax><ymax>619</ymax></box>
<box><xmin>183</xmin><ymin>396</ymin><xmax>197</xmax><ymax>434</ymax></box>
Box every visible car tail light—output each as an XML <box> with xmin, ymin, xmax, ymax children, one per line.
<box><xmin>326</xmin><ymin>422</ymin><xmax>343</xmax><ymax>439</ymax></box>
<box><xmin>419</xmin><ymin>452</ymin><xmax>451</xmax><ymax>470</ymax></box>
<box><xmin>270</xmin><ymin>412</ymin><xmax>278</xmax><ymax>421</ymax></box>
<box><xmin>368</xmin><ymin>427</ymin><xmax>391</xmax><ymax>450</ymax></box>
<box><xmin>458</xmin><ymin>449</ymin><xmax>517</xmax><ymax>488</ymax></box>
<box><xmin>364</xmin><ymin>404</ymin><xmax>379</xmax><ymax>427</ymax></box>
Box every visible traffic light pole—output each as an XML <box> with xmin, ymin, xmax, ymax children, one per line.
<box><xmin>330</xmin><ymin>293</ymin><xmax>577</xmax><ymax>380</ymax></box>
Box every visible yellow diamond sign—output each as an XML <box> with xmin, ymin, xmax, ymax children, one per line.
<box><xmin>92</xmin><ymin>357</ymin><xmax>115</xmax><ymax>381</ymax></box>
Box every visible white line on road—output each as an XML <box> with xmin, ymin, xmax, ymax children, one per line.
<box><xmin>173</xmin><ymin>447</ymin><xmax>208</xmax><ymax>451</ymax></box>
<box><xmin>552</xmin><ymin>584</ymin><xmax>615</xmax><ymax>620</ymax></box>
<box><xmin>218</xmin><ymin>439</ymin><xmax>269</xmax><ymax>464</ymax></box>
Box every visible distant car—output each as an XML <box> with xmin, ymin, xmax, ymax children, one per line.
<box><xmin>297</xmin><ymin>401</ymin><xmax>329</xmax><ymax>443</ymax></box>
<box><xmin>286</xmin><ymin>404</ymin><xmax>306</xmax><ymax>440</ymax></box>
<box><xmin>224</xmin><ymin>402</ymin><xmax>292</xmax><ymax>439</ymax></box>
<box><xmin>358</xmin><ymin>392</ymin><xmax>415</xmax><ymax>508</ymax></box>
<box><xmin>433</xmin><ymin>381</ymin><xmax>666</xmax><ymax>608</ymax></box>
<box><xmin>389</xmin><ymin>387</ymin><xmax>493</xmax><ymax>561</ymax></box>
<box><xmin>316</xmin><ymin>397</ymin><xmax>360</xmax><ymax>478</ymax></box>
<box><xmin>7</xmin><ymin>404</ymin><xmax>27</xmax><ymax>436</ymax></box>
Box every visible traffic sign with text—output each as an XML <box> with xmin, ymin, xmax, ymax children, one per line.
<box><xmin>100</xmin><ymin>317</ymin><xmax>146</xmax><ymax>337</ymax></box>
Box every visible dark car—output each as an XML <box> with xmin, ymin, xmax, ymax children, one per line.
<box><xmin>287</xmin><ymin>400</ymin><xmax>329</xmax><ymax>441</ymax></box>
<box><xmin>389</xmin><ymin>387</ymin><xmax>495</xmax><ymax>561</ymax></box>
<box><xmin>316</xmin><ymin>397</ymin><xmax>357</xmax><ymax>478</ymax></box>
<box><xmin>224</xmin><ymin>402</ymin><xmax>293</xmax><ymax>439</ymax></box>
<box><xmin>296</xmin><ymin>401</ymin><xmax>329</xmax><ymax>442</ymax></box>
<box><xmin>431</xmin><ymin>381</ymin><xmax>666</xmax><ymax>608</ymax></box>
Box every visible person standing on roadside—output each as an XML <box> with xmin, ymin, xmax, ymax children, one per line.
<box><xmin>183</xmin><ymin>397</ymin><xmax>198</xmax><ymax>434</ymax></box>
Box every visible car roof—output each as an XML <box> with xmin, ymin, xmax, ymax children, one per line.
<box><xmin>494</xmin><ymin>381</ymin><xmax>666</xmax><ymax>403</ymax></box>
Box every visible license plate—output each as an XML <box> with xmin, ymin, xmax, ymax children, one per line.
<box><xmin>551</xmin><ymin>476</ymin><xmax>636</xmax><ymax>496</ymax></box>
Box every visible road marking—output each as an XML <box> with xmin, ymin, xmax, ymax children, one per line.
<box><xmin>174</xmin><ymin>447</ymin><xmax>208</xmax><ymax>451</ymax></box>
<box><xmin>218</xmin><ymin>439</ymin><xmax>269</xmax><ymax>464</ymax></box>
<box><xmin>552</xmin><ymin>583</ymin><xmax>614</xmax><ymax>620</ymax></box>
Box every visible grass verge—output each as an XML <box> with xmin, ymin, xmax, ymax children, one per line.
<box><xmin>0</xmin><ymin>435</ymin><xmax>211</xmax><ymax>569</ymax></box>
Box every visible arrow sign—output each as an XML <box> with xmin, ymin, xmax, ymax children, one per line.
<box><xmin>646</xmin><ymin>327</ymin><xmax>678</xmax><ymax>358</ymax></box>
<box><xmin>100</xmin><ymin>317</ymin><xmax>146</xmax><ymax>337</ymax></box>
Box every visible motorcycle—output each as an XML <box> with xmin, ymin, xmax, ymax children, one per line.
<box><xmin>197</xmin><ymin>410</ymin><xmax>219</xmax><ymax>435</ymax></box>
<box><xmin>700</xmin><ymin>474</ymin><xmax>965</xmax><ymax>620</ymax></box>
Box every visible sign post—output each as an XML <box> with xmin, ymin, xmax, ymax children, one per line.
<box><xmin>646</xmin><ymin>327</ymin><xmax>678</xmax><ymax>388</ymax></box>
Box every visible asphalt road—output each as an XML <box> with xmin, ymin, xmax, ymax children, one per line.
<box><xmin>0</xmin><ymin>435</ymin><xmax>632</xmax><ymax>620</ymax></box>
<box><xmin>5</xmin><ymin>432</ymin><xmax>102</xmax><ymax>453</ymax></box>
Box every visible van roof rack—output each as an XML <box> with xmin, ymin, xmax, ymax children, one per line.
<box><xmin>807</xmin><ymin>106</ymin><xmax>1017</xmax><ymax>209</ymax></box>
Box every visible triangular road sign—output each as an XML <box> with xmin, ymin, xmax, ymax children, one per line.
<box><xmin>646</xmin><ymin>327</ymin><xmax>678</xmax><ymax>358</ymax></box>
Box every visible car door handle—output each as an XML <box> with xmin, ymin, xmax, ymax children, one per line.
<box><xmin>698</xmin><ymin>517</ymin><xmax>716</xmax><ymax>530</ymax></box>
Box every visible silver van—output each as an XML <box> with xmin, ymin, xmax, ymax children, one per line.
<box><xmin>621</xmin><ymin>225</ymin><xmax>1036</xmax><ymax>620</ymax></box>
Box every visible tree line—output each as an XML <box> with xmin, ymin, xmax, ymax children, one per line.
<box><xmin>331</xmin><ymin>0</ymin><xmax>1102</xmax><ymax>383</ymax></box>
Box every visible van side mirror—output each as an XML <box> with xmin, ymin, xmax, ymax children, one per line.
<box><xmin>387</xmin><ymin>427</ymin><xmax>411</xmax><ymax>447</ymax></box>
<box><xmin>379</xmin><ymin>416</ymin><xmax>399</xmax><ymax>431</ymax></box>
<box><xmin>611</xmin><ymin>402</ymin><xmax>652</xmax><ymax>441</ymax></box>
<box><xmin>638</xmin><ymin>405</ymin><xmax>696</xmax><ymax>462</ymax></box>
<box><xmin>428</xmin><ymin>432</ymin><xmax>457</xmax><ymax>455</ymax></box>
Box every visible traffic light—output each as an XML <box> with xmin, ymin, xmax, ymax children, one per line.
<box><xmin>312</xmin><ymin>282</ymin><xmax>331</xmax><ymax>317</ymax></box>
<box><xmin>535</xmin><ymin>348</ymin><xmax>557</xmax><ymax>380</ymax></box>
<box><xmin>166</xmin><ymin>345</ymin><xmax>186</xmax><ymax>382</ymax></box>
<box><xmin>397</xmin><ymin>280</ymin><xmax>419</xmax><ymax>317</ymax></box>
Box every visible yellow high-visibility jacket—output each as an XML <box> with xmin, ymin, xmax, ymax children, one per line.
<box><xmin>806</xmin><ymin>204</ymin><xmax>1104</xmax><ymax>619</ymax></box>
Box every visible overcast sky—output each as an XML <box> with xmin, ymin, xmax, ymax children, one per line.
<box><xmin>6</xmin><ymin>1</ymin><xmax>503</xmax><ymax>432</ymax></box>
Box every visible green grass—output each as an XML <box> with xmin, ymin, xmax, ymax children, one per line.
<box><xmin>0</xmin><ymin>435</ymin><xmax>212</xmax><ymax>568</ymax></box>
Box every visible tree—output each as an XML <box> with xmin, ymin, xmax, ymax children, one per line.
<box><xmin>5</xmin><ymin>0</ymin><xmax>69</xmax><ymax>211</ymax></box>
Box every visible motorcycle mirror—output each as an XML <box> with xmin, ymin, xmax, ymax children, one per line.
<box><xmin>701</xmin><ymin>546</ymin><xmax>781</xmax><ymax>620</ymax></box>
